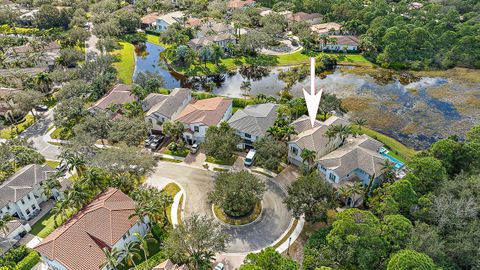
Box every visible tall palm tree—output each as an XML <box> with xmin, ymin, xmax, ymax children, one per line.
<box><xmin>119</xmin><ymin>241</ymin><xmax>141</xmax><ymax>269</ymax></box>
<box><xmin>267</xmin><ymin>126</ymin><xmax>283</xmax><ymax>140</ymax></box>
<box><xmin>210</xmin><ymin>44</ymin><xmax>224</xmax><ymax>66</ymax></box>
<box><xmin>60</xmin><ymin>151</ymin><xmax>86</xmax><ymax>178</ymax></box>
<box><xmin>240</xmin><ymin>80</ymin><xmax>252</xmax><ymax>99</ymax></box>
<box><xmin>41</xmin><ymin>175</ymin><xmax>61</xmax><ymax>199</ymax></box>
<box><xmin>163</xmin><ymin>121</ymin><xmax>185</xmax><ymax>143</ymax></box>
<box><xmin>381</xmin><ymin>160</ymin><xmax>396</xmax><ymax>184</ymax></box>
<box><xmin>51</xmin><ymin>197</ymin><xmax>71</xmax><ymax>227</ymax></box>
<box><xmin>325</xmin><ymin>124</ymin><xmax>354</xmax><ymax>145</ymax></box>
<box><xmin>100</xmin><ymin>247</ymin><xmax>122</xmax><ymax>270</ymax></box>
<box><xmin>347</xmin><ymin>182</ymin><xmax>365</xmax><ymax>208</ymax></box>
<box><xmin>65</xmin><ymin>182</ymin><xmax>89</xmax><ymax>210</ymax></box>
<box><xmin>301</xmin><ymin>149</ymin><xmax>317</xmax><ymax>172</ymax></box>
<box><xmin>353</xmin><ymin>118</ymin><xmax>368</xmax><ymax>131</ymax></box>
<box><xmin>281</xmin><ymin>125</ymin><xmax>297</xmax><ymax>141</ymax></box>
<box><xmin>133</xmin><ymin>232</ymin><xmax>157</xmax><ymax>261</ymax></box>
<box><xmin>336</xmin><ymin>186</ymin><xmax>351</xmax><ymax>207</ymax></box>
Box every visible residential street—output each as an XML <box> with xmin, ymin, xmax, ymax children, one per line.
<box><xmin>146</xmin><ymin>161</ymin><xmax>292</xmax><ymax>253</ymax></box>
<box><xmin>20</xmin><ymin>109</ymin><xmax>61</xmax><ymax>161</ymax></box>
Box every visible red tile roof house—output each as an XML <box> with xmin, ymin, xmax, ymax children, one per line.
<box><xmin>175</xmin><ymin>97</ymin><xmax>233</xmax><ymax>144</ymax></box>
<box><xmin>34</xmin><ymin>188</ymin><xmax>151</xmax><ymax>270</ymax></box>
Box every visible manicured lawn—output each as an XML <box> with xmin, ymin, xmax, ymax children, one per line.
<box><xmin>163</xmin><ymin>148</ymin><xmax>189</xmax><ymax>157</ymax></box>
<box><xmin>213</xmin><ymin>202</ymin><xmax>262</xmax><ymax>225</ymax></box>
<box><xmin>45</xmin><ymin>160</ymin><xmax>60</xmax><ymax>169</ymax></box>
<box><xmin>112</xmin><ymin>42</ymin><xmax>135</xmax><ymax>84</ymax></box>
<box><xmin>206</xmin><ymin>155</ymin><xmax>237</xmax><ymax>166</ymax></box>
<box><xmin>353</xmin><ymin>126</ymin><xmax>418</xmax><ymax>162</ymax></box>
<box><xmin>159</xmin><ymin>157</ymin><xmax>182</xmax><ymax>163</ymax></box>
<box><xmin>30</xmin><ymin>210</ymin><xmax>71</xmax><ymax>238</ymax></box>
<box><xmin>0</xmin><ymin>114</ymin><xmax>34</xmax><ymax>139</ymax></box>
<box><xmin>146</xmin><ymin>34</ymin><xmax>171</xmax><ymax>48</ymax></box>
<box><xmin>274</xmin><ymin>50</ymin><xmax>372</xmax><ymax>67</ymax></box>
<box><xmin>162</xmin><ymin>183</ymin><xmax>180</xmax><ymax>226</ymax></box>
<box><xmin>50</xmin><ymin>127</ymin><xmax>73</xmax><ymax>140</ymax></box>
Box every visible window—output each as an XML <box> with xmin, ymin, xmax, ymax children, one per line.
<box><xmin>20</xmin><ymin>199</ymin><xmax>24</xmax><ymax>204</ymax></box>
<box><xmin>290</xmin><ymin>146</ymin><xmax>298</xmax><ymax>155</ymax></box>
<box><xmin>194</xmin><ymin>126</ymin><xmax>199</xmax><ymax>132</ymax></box>
<box><xmin>320</xmin><ymin>165</ymin><xmax>326</xmax><ymax>171</ymax></box>
<box><xmin>27</xmin><ymin>194</ymin><xmax>30</xmax><ymax>200</ymax></box>
<box><xmin>32</xmin><ymin>205</ymin><xmax>36</xmax><ymax>210</ymax></box>
<box><xmin>245</xmin><ymin>133</ymin><xmax>251</xmax><ymax>138</ymax></box>
<box><xmin>329</xmin><ymin>173</ymin><xmax>336</xmax><ymax>181</ymax></box>
<box><xmin>25</xmin><ymin>209</ymin><xmax>30</xmax><ymax>215</ymax></box>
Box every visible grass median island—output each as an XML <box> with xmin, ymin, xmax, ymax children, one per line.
<box><xmin>206</xmin><ymin>155</ymin><xmax>237</xmax><ymax>166</ymax></box>
<box><xmin>112</xmin><ymin>42</ymin><xmax>135</xmax><ymax>84</ymax></box>
<box><xmin>213</xmin><ymin>201</ymin><xmax>262</xmax><ymax>226</ymax></box>
<box><xmin>163</xmin><ymin>183</ymin><xmax>181</xmax><ymax>225</ymax></box>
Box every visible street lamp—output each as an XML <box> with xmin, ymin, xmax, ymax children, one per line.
<box><xmin>287</xmin><ymin>236</ymin><xmax>292</xmax><ymax>256</ymax></box>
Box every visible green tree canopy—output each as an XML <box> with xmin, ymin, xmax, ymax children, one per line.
<box><xmin>204</xmin><ymin>122</ymin><xmax>241</xmax><ymax>161</ymax></box>
<box><xmin>240</xmin><ymin>247</ymin><xmax>298</xmax><ymax>270</ymax></box>
<box><xmin>386</xmin><ymin>249</ymin><xmax>436</xmax><ymax>270</ymax></box>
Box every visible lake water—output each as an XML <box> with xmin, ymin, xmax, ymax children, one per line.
<box><xmin>134</xmin><ymin>42</ymin><xmax>480</xmax><ymax>149</ymax></box>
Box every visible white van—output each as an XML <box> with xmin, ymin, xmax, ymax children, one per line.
<box><xmin>244</xmin><ymin>149</ymin><xmax>256</xmax><ymax>166</ymax></box>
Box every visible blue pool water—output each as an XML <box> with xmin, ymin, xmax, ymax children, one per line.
<box><xmin>379</xmin><ymin>149</ymin><xmax>404</xmax><ymax>170</ymax></box>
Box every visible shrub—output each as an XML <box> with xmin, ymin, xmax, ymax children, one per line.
<box><xmin>136</xmin><ymin>251</ymin><xmax>167</xmax><ymax>270</ymax></box>
<box><xmin>15</xmin><ymin>251</ymin><xmax>40</xmax><ymax>270</ymax></box>
<box><xmin>2</xmin><ymin>245</ymin><xmax>30</xmax><ymax>265</ymax></box>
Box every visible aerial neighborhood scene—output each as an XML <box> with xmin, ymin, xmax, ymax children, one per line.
<box><xmin>0</xmin><ymin>0</ymin><xmax>479</xmax><ymax>269</ymax></box>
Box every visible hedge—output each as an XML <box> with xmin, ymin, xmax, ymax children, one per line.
<box><xmin>16</xmin><ymin>251</ymin><xmax>40</xmax><ymax>270</ymax></box>
<box><xmin>136</xmin><ymin>251</ymin><xmax>167</xmax><ymax>270</ymax></box>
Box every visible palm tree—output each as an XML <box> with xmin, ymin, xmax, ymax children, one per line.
<box><xmin>301</xmin><ymin>149</ymin><xmax>317</xmax><ymax>172</ymax></box>
<box><xmin>51</xmin><ymin>197</ymin><xmax>71</xmax><ymax>227</ymax></box>
<box><xmin>82</xmin><ymin>168</ymin><xmax>107</xmax><ymax>194</ymax></box>
<box><xmin>163</xmin><ymin>121</ymin><xmax>185</xmax><ymax>143</ymax></box>
<box><xmin>381</xmin><ymin>159</ymin><xmax>396</xmax><ymax>184</ymax></box>
<box><xmin>325</xmin><ymin>124</ymin><xmax>354</xmax><ymax>145</ymax></box>
<box><xmin>65</xmin><ymin>182</ymin><xmax>89</xmax><ymax>210</ymax></box>
<box><xmin>198</xmin><ymin>46</ymin><xmax>211</xmax><ymax>68</ymax></box>
<box><xmin>133</xmin><ymin>232</ymin><xmax>157</xmax><ymax>261</ymax></box>
<box><xmin>266</xmin><ymin>126</ymin><xmax>283</xmax><ymax>140</ymax></box>
<box><xmin>0</xmin><ymin>214</ymin><xmax>14</xmax><ymax>248</ymax></box>
<box><xmin>353</xmin><ymin>118</ymin><xmax>368</xmax><ymax>131</ymax></box>
<box><xmin>210</xmin><ymin>44</ymin><xmax>224</xmax><ymax>66</ymax></box>
<box><xmin>41</xmin><ymin>175</ymin><xmax>61</xmax><ymax>199</ymax></box>
<box><xmin>189</xmin><ymin>250</ymin><xmax>215</xmax><ymax>270</ymax></box>
<box><xmin>119</xmin><ymin>241</ymin><xmax>141</xmax><ymax>269</ymax></box>
<box><xmin>100</xmin><ymin>247</ymin><xmax>122</xmax><ymax>270</ymax></box>
<box><xmin>60</xmin><ymin>151</ymin><xmax>86</xmax><ymax>178</ymax></box>
<box><xmin>347</xmin><ymin>182</ymin><xmax>365</xmax><ymax>208</ymax></box>
<box><xmin>240</xmin><ymin>80</ymin><xmax>252</xmax><ymax>99</ymax></box>
<box><xmin>34</xmin><ymin>72</ymin><xmax>52</xmax><ymax>94</ymax></box>
<box><xmin>336</xmin><ymin>186</ymin><xmax>351</xmax><ymax>207</ymax></box>
<box><xmin>281</xmin><ymin>125</ymin><xmax>297</xmax><ymax>141</ymax></box>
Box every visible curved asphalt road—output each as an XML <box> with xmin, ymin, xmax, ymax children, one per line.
<box><xmin>146</xmin><ymin>161</ymin><xmax>292</xmax><ymax>253</ymax></box>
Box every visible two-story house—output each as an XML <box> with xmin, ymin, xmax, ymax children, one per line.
<box><xmin>317</xmin><ymin>134</ymin><xmax>387</xmax><ymax>187</ymax></box>
<box><xmin>187</xmin><ymin>20</ymin><xmax>236</xmax><ymax>51</ymax></box>
<box><xmin>287</xmin><ymin>115</ymin><xmax>348</xmax><ymax>166</ymax></box>
<box><xmin>155</xmin><ymin>11</ymin><xmax>184</xmax><ymax>32</ymax></box>
<box><xmin>0</xmin><ymin>164</ymin><xmax>56</xmax><ymax>221</ymax></box>
<box><xmin>175</xmin><ymin>97</ymin><xmax>233</xmax><ymax>144</ymax></box>
<box><xmin>35</xmin><ymin>188</ymin><xmax>150</xmax><ymax>270</ymax></box>
<box><xmin>143</xmin><ymin>88</ymin><xmax>192</xmax><ymax>132</ymax></box>
<box><xmin>227</xmin><ymin>103</ymin><xmax>278</xmax><ymax>149</ymax></box>
<box><xmin>90</xmin><ymin>84</ymin><xmax>135</xmax><ymax>112</ymax></box>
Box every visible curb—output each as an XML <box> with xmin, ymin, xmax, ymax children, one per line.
<box><xmin>211</xmin><ymin>202</ymin><xmax>264</xmax><ymax>227</ymax></box>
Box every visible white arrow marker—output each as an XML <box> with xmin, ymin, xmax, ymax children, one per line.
<box><xmin>303</xmin><ymin>57</ymin><xmax>323</xmax><ymax>128</ymax></box>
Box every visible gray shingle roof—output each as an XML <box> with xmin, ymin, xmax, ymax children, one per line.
<box><xmin>145</xmin><ymin>88</ymin><xmax>191</xmax><ymax>119</ymax></box>
<box><xmin>0</xmin><ymin>164</ymin><xmax>54</xmax><ymax>209</ymax></box>
<box><xmin>227</xmin><ymin>103</ymin><xmax>278</xmax><ymax>137</ymax></box>
<box><xmin>290</xmin><ymin>115</ymin><xmax>350</xmax><ymax>158</ymax></box>
<box><xmin>318</xmin><ymin>135</ymin><xmax>386</xmax><ymax>178</ymax></box>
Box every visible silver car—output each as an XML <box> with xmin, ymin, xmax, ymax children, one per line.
<box><xmin>214</xmin><ymin>263</ymin><xmax>225</xmax><ymax>270</ymax></box>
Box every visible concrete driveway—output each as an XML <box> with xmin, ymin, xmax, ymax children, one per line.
<box><xmin>145</xmin><ymin>161</ymin><xmax>292</xmax><ymax>253</ymax></box>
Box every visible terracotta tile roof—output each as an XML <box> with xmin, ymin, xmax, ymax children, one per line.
<box><xmin>153</xmin><ymin>259</ymin><xmax>189</xmax><ymax>270</ymax></box>
<box><xmin>34</xmin><ymin>188</ymin><xmax>139</xmax><ymax>270</ymax></box>
<box><xmin>91</xmin><ymin>84</ymin><xmax>135</xmax><ymax>110</ymax></box>
<box><xmin>310</xmin><ymin>22</ymin><xmax>342</xmax><ymax>34</ymax></box>
<box><xmin>175</xmin><ymin>97</ymin><xmax>232</xmax><ymax>126</ymax></box>
<box><xmin>141</xmin><ymin>12</ymin><xmax>160</xmax><ymax>25</ymax></box>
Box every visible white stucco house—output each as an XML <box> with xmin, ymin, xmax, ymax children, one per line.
<box><xmin>0</xmin><ymin>219</ymin><xmax>31</xmax><ymax>253</ymax></box>
<box><xmin>175</xmin><ymin>97</ymin><xmax>233</xmax><ymax>144</ymax></box>
<box><xmin>227</xmin><ymin>103</ymin><xmax>278</xmax><ymax>149</ymax></box>
<box><xmin>143</xmin><ymin>88</ymin><xmax>192</xmax><ymax>132</ymax></box>
<box><xmin>321</xmin><ymin>35</ymin><xmax>360</xmax><ymax>52</ymax></box>
<box><xmin>317</xmin><ymin>134</ymin><xmax>387</xmax><ymax>187</ymax></box>
<box><xmin>155</xmin><ymin>11</ymin><xmax>185</xmax><ymax>32</ymax></box>
<box><xmin>287</xmin><ymin>115</ymin><xmax>349</xmax><ymax>166</ymax></box>
<box><xmin>0</xmin><ymin>164</ymin><xmax>56</xmax><ymax>221</ymax></box>
<box><xmin>35</xmin><ymin>188</ymin><xmax>150</xmax><ymax>270</ymax></box>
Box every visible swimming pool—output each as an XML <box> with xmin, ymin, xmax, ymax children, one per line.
<box><xmin>379</xmin><ymin>148</ymin><xmax>405</xmax><ymax>170</ymax></box>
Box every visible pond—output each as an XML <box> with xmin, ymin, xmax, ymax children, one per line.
<box><xmin>133</xmin><ymin>42</ymin><xmax>182</xmax><ymax>89</ymax></box>
<box><xmin>135</xmin><ymin>42</ymin><xmax>480</xmax><ymax>149</ymax></box>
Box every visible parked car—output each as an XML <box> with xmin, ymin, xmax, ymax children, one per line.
<box><xmin>244</xmin><ymin>149</ymin><xmax>256</xmax><ymax>166</ymax></box>
<box><xmin>150</xmin><ymin>135</ymin><xmax>165</xmax><ymax>151</ymax></box>
<box><xmin>35</xmin><ymin>105</ymin><xmax>48</xmax><ymax>111</ymax></box>
<box><xmin>55</xmin><ymin>162</ymin><xmax>67</xmax><ymax>172</ymax></box>
<box><xmin>190</xmin><ymin>143</ymin><xmax>200</xmax><ymax>154</ymax></box>
<box><xmin>214</xmin><ymin>263</ymin><xmax>225</xmax><ymax>270</ymax></box>
<box><xmin>144</xmin><ymin>135</ymin><xmax>156</xmax><ymax>148</ymax></box>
